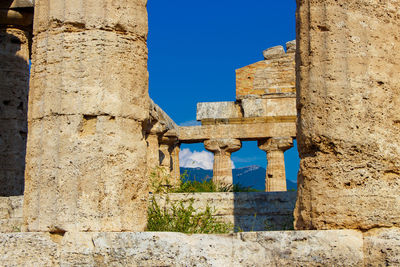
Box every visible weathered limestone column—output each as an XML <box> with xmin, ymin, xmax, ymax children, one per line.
<box><xmin>0</xmin><ymin>9</ymin><xmax>32</xmax><ymax>196</ymax></box>
<box><xmin>171</xmin><ymin>143</ymin><xmax>181</xmax><ymax>184</ymax></box>
<box><xmin>258</xmin><ymin>137</ymin><xmax>293</xmax><ymax>192</ymax></box>
<box><xmin>23</xmin><ymin>0</ymin><xmax>150</xmax><ymax>232</ymax></box>
<box><xmin>159</xmin><ymin>138</ymin><xmax>180</xmax><ymax>186</ymax></box>
<box><xmin>204</xmin><ymin>138</ymin><xmax>241</xmax><ymax>186</ymax></box>
<box><xmin>146</xmin><ymin>133</ymin><xmax>160</xmax><ymax>177</ymax></box>
<box><xmin>295</xmin><ymin>0</ymin><xmax>400</xmax><ymax>230</ymax></box>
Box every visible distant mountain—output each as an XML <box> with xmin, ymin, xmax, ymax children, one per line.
<box><xmin>180</xmin><ymin>165</ymin><xmax>297</xmax><ymax>191</ymax></box>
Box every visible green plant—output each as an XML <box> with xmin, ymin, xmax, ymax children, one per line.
<box><xmin>150</xmin><ymin>168</ymin><xmax>261</xmax><ymax>194</ymax></box>
<box><xmin>175</xmin><ymin>172</ymin><xmax>260</xmax><ymax>193</ymax></box>
<box><xmin>173</xmin><ymin>173</ymin><xmax>218</xmax><ymax>193</ymax></box>
<box><xmin>149</xmin><ymin>166</ymin><xmax>174</xmax><ymax>194</ymax></box>
<box><xmin>147</xmin><ymin>196</ymin><xmax>233</xmax><ymax>234</ymax></box>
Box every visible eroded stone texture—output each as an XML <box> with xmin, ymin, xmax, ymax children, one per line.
<box><xmin>0</xmin><ymin>27</ymin><xmax>30</xmax><ymax>196</ymax></box>
<box><xmin>258</xmin><ymin>137</ymin><xmax>293</xmax><ymax>192</ymax></box>
<box><xmin>241</xmin><ymin>98</ymin><xmax>296</xmax><ymax>118</ymax></box>
<box><xmin>236</xmin><ymin>40</ymin><xmax>296</xmax><ymax>99</ymax></box>
<box><xmin>197</xmin><ymin>101</ymin><xmax>242</xmax><ymax>121</ymax></box>
<box><xmin>0</xmin><ymin>196</ymin><xmax>23</xmax><ymax>232</ymax></box>
<box><xmin>0</xmin><ymin>230</ymin><xmax>365</xmax><ymax>266</ymax></box>
<box><xmin>204</xmin><ymin>138</ymin><xmax>241</xmax><ymax>186</ymax></box>
<box><xmin>363</xmin><ymin>228</ymin><xmax>400</xmax><ymax>267</ymax></box>
<box><xmin>0</xmin><ymin>233</ymin><xmax>59</xmax><ymax>266</ymax></box>
<box><xmin>295</xmin><ymin>0</ymin><xmax>400</xmax><ymax>230</ymax></box>
<box><xmin>24</xmin><ymin>0</ymin><xmax>150</xmax><ymax>232</ymax></box>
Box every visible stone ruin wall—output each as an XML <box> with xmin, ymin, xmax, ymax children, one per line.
<box><xmin>190</xmin><ymin>40</ymin><xmax>297</xmax><ymax>191</ymax></box>
<box><xmin>0</xmin><ymin>0</ymin><xmax>399</xmax><ymax>265</ymax></box>
<box><xmin>236</xmin><ymin>40</ymin><xmax>296</xmax><ymax>99</ymax></box>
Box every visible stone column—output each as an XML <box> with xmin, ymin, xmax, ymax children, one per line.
<box><xmin>0</xmin><ymin>27</ymin><xmax>30</xmax><ymax>196</ymax></box>
<box><xmin>159</xmin><ymin>138</ymin><xmax>180</xmax><ymax>186</ymax></box>
<box><xmin>204</xmin><ymin>138</ymin><xmax>241</xmax><ymax>187</ymax></box>
<box><xmin>171</xmin><ymin>143</ymin><xmax>181</xmax><ymax>185</ymax></box>
<box><xmin>146</xmin><ymin>133</ymin><xmax>160</xmax><ymax>177</ymax></box>
<box><xmin>23</xmin><ymin>0</ymin><xmax>149</xmax><ymax>232</ymax></box>
<box><xmin>295</xmin><ymin>0</ymin><xmax>400</xmax><ymax>230</ymax></box>
<box><xmin>258</xmin><ymin>137</ymin><xmax>293</xmax><ymax>192</ymax></box>
<box><xmin>0</xmin><ymin>10</ymin><xmax>32</xmax><ymax>196</ymax></box>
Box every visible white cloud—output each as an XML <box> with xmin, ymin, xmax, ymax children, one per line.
<box><xmin>179</xmin><ymin>148</ymin><xmax>235</xmax><ymax>170</ymax></box>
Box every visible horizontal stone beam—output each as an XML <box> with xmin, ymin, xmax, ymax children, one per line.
<box><xmin>197</xmin><ymin>101</ymin><xmax>242</xmax><ymax>120</ymax></box>
<box><xmin>197</xmin><ymin>97</ymin><xmax>296</xmax><ymax>121</ymax></box>
<box><xmin>179</xmin><ymin>120</ymin><xmax>296</xmax><ymax>143</ymax></box>
<box><xmin>147</xmin><ymin>99</ymin><xmax>179</xmax><ymax>136</ymax></box>
<box><xmin>0</xmin><ymin>0</ymin><xmax>34</xmax><ymax>9</ymax></box>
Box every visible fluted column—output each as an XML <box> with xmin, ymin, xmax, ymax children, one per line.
<box><xmin>146</xmin><ymin>133</ymin><xmax>160</xmax><ymax>177</ymax></box>
<box><xmin>204</xmin><ymin>138</ymin><xmax>241</xmax><ymax>187</ymax></box>
<box><xmin>0</xmin><ymin>24</ymin><xmax>30</xmax><ymax>196</ymax></box>
<box><xmin>295</xmin><ymin>0</ymin><xmax>400</xmax><ymax>230</ymax></box>
<box><xmin>23</xmin><ymin>0</ymin><xmax>149</xmax><ymax>232</ymax></box>
<box><xmin>258</xmin><ymin>137</ymin><xmax>293</xmax><ymax>192</ymax></box>
<box><xmin>159</xmin><ymin>137</ymin><xmax>180</xmax><ymax>186</ymax></box>
<box><xmin>171</xmin><ymin>143</ymin><xmax>181</xmax><ymax>185</ymax></box>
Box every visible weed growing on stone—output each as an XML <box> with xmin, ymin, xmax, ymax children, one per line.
<box><xmin>174</xmin><ymin>172</ymin><xmax>260</xmax><ymax>193</ymax></box>
<box><xmin>149</xmin><ymin>166</ymin><xmax>175</xmax><ymax>194</ymax></box>
<box><xmin>150</xmin><ymin>169</ymin><xmax>260</xmax><ymax>193</ymax></box>
<box><xmin>147</xmin><ymin>196</ymin><xmax>233</xmax><ymax>234</ymax></box>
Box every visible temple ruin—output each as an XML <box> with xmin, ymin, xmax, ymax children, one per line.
<box><xmin>0</xmin><ymin>0</ymin><xmax>399</xmax><ymax>265</ymax></box>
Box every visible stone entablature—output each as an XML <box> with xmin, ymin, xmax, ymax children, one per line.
<box><xmin>189</xmin><ymin>42</ymin><xmax>297</xmax><ymax>191</ymax></box>
<box><xmin>145</xmin><ymin>99</ymin><xmax>181</xmax><ymax>186</ymax></box>
<box><xmin>179</xmin><ymin>122</ymin><xmax>296</xmax><ymax>142</ymax></box>
<box><xmin>236</xmin><ymin>41</ymin><xmax>296</xmax><ymax>100</ymax></box>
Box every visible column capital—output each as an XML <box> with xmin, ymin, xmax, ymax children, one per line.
<box><xmin>258</xmin><ymin>137</ymin><xmax>293</xmax><ymax>153</ymax></box>
<box><xmin>204</xmin><ymin>138</ymin><xmax>241</xmax><ymax>155</ymax></box>
<box><xmin>159</xmin><ymin>136</ymin><xmax>179</xmax><ymax>147</ymax></box>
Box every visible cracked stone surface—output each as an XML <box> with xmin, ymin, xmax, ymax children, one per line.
<box><xmin>295</xmin><ymin>0</ymin><xmax>400</xmax><ymax>230</ymax></box>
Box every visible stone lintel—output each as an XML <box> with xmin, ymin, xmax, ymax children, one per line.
<box><xmin>196</xmin><ymin>101</ymin><xmax>242</xmax><ymax>121</ymax></box>
<box><xmin>179</xmin><ymin>121</ymin><xmax>296</xmax><ymax>143</ymax></box>
<box><xmin>147</xmin><ymin>99</ymin><xmax>179</xmax><ymax>136</ymax></box>
<box><xmin>241</xmin><ymin>97</ymin><xmax>296</xmax><ymax>118</ymax></box>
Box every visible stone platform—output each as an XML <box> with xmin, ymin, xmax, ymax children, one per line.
<box><xmin>1</xmin><ymin>229</ymin><xmax>399</xmax><ymax>266</ymax></box>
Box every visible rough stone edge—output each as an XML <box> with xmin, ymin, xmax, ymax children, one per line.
<box><xmin>0</xmin><ymin>230</ymin><xmax>367</xmax><ymax>266</ymax></box>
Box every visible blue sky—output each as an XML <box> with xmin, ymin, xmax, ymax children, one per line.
<box><xmin>147</xmin><ymin>0</ymin><xmax>299</xmax><ymax>181</ymax></box>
